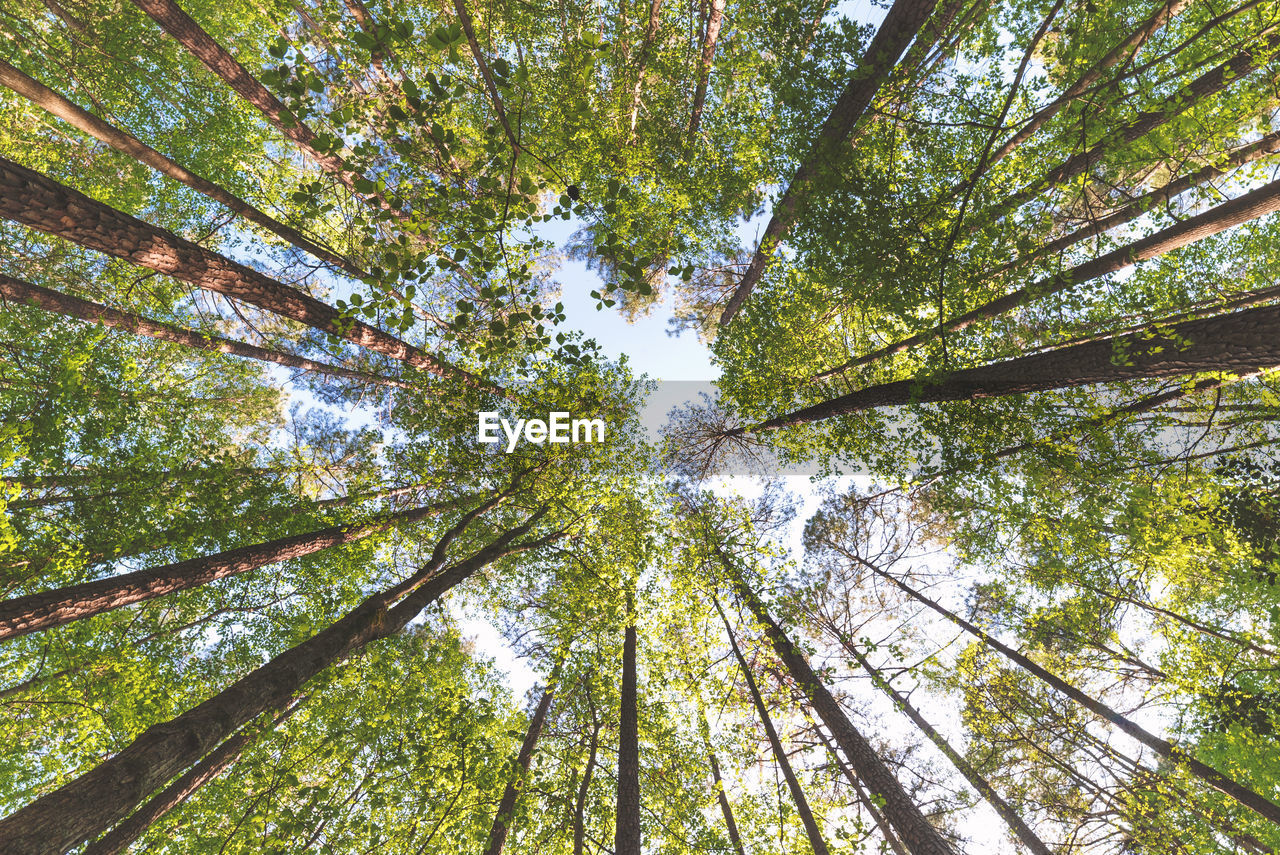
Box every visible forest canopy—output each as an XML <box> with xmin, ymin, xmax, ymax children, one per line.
<box><xmin>2</xmin><ymin>0</ymin><xmax>1280</xmax><ymax>852</ymax></box>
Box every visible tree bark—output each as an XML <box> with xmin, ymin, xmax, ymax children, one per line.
<box><xmin>821</xmin><ymin>170</ymin><xmax>1280</xmax><ymax>378</ymax></box>
<box><xmin>614</xmin><ymin>606</ymin><xmax>641</xmax><ymax>855</ymax></box>
<box><xmin>0</xmin><ymin>273</ymin><xmax>406</xmax><ymax>388</ymax></box>
<box><xmin>81</xmin><ymin>701</ymin><xmax>305</xmax><ymax>855</ymax></box>
<box><xmin>481</xmin><ymin>659</ymin><xmax>564</xmax><ymax>855</ymax></box>
<box><xmin>719</xmin><ymin>0</ymin><xmax>938</xmax><ymax>325</ymax></box>
<box><xmin>573</xmin><ymin>708</ymin><xmax>601</xmax><ymax>855</ymax></box>
<box><xmin>707</xmin><ymin>750</ymin><xmax>747</xmax><ymax>855</ymax></box>
<box><xmin>838</xmin><ymin>634</ymin><xmax>1053</xmax><ymax>855</ymax></box>
<box><xmin>0</xmin><ymin>58</ymin><xmax>367</xmax><ymax>279</ymax></box>
<box><xmin>867</xmin><ymin>565</ymin><xmax>1280</xmax><ymax>827</ymax></box>
<box><xmin>0</xmin><ymin>156</ymin><xmax>484</xmax><ymax>387</ymax></box>
<box><xmin>0</xmin><ymin>500</ymin><xmax>451</xmax><ymax>641</ymax></box>
<box><xmin>809</xmin><ymin>725</ymin><xmax>907</xmax><ymax>855</ymax></box>
<box><xmin>687</xmin><ymin>0</ymin><xmax>724</xmax><ymax>136</ymax></box>
<box><xmin>0</xmin><ymin>497</ymin><xmax>547</xmax><ymax>854</ymax></box>
<box><xmin>986</xmin><ymin>0</ymin><xmax>1190</xmax><ymax>166</ymax></box>
<box><xmin>714</xmin><ymin>595</ymin><xmax>830</xmax><ymax>855</ymax></box>
<box><xmin>751</xmin><ymin>301</ymin><xmax>1280</xmax><ymax>435</ymax></box>
<box><xmin>723</xmin><ymin>560</ymin><xmax>955</xmax><ymax>854</ymax></box>
<box><xmin>626</xmin><ymin>0</ymin><xmax>664</xmax><ymax>141</ymax></box>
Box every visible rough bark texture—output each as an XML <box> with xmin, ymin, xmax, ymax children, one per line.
<box><xmin>0</xmin><ymin>156</ymin><xmax>482</xmax><ymax>385</ymax></box>
<box><xmin>727</xmin><ymin>568</ymin><xmax>955</xmax><ymax>855</ymax></box>
<box><xmin>0</xmin><ymin>273</ymin><xmax>405</xmax><ymax>387</ymax></box>
<box><xmin>687</xmin><ymin>0</ymin><xmax>725</xmax><ymax>135</ymax></box>
<box><xmin>841</xmin><ymin>637</ymin><xmax>1052</xmax><ymax>855</ymax></box>
<box><xmin>0</xmin><ymin>500</ymin><xmax>538</xmax><ymax>854</ymax></box>
<box><xmin>825</xmin><ymin>169</ymin><xmax>1280</xmax><ymax>377</ymax></box>
<box><xmin>0</xmin><ymin>502</ymin><xmax>444</xmax><ymax>640</ymax></box>
<box><xmin>0</xmin><ymin>58</ymin><xmax>366</xmax><ymax>278</ymax></box>
<box><xmin>872</xmin><ymin>567</ymin><xmax>1280</xmax><ymax>827</ymax></box>
<box><xmin>716</xmin><ymin>597</ymin><xmax>830</xmax><ymax>855</ymax></box>
<box><xmin>719</xmin><ymin>0</ymin><xmax>938</xmax><ymax>324</ymax></box>
<box><xmin>81</xmin><ymin>703</ymin><xmax>304</xmax><ymax>855</ymax></box>
<box><xmin>754</xmin><ymin>299</ymin><xmax>1280</xmax><ymax>433</ymax></box>
<box><xmin>481</xmin><ymin>662</ymin><xmax>563</xmax><ymax>855</ymax></box>
<box><xmin>614</xmin><ymin>617</ymin><xmax>641</xmax><ymax>855</ymax></box>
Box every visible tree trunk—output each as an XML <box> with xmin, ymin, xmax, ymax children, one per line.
<box><xmin>0</xmin><ymin>498</ymin><xmax>547</xmax><ymax>854</ymax></box>
<box><xmin>723</xmin><ymin>560</ymin><xmax>955</xmax><ymax>854</ymax></box>
<box><xmin>125</xmin><ymin>0</ymin><xmax>393</xmax><ymax>211</ymax></box>
<box><xmin>986</xmin><ymin>0</ymin><xmax>1190</xmax><ymax>166</ymax></box>
<box><xmin>714</xmin><ymin>595</ymin><xmax>830</xmax><ymax>855</ymax></box>
<box><xmin>0</xmin><ymin>273</ymin><xmax>406</xmax><ymax>388</ymax></box>
<box><xmin>614</xmin><ymin>606</ymin><xmax>641</xmax><ymax>855</ymax></box>
<box><xmin>838</xmin><ymin>634</ymin><xmax>1053</xmax><ymax>855</ymax></box>
<box><xmin>482</xmin><ymin>659</ymin><xmax>564</xmax><ymax>855</ymax></box>
<box><xmin>719</xmin><ymin>0</ymin><xmax>938</xmax><ymax>324</ymax></box>
<box><xmin>749</xmin><ymin>301</ymin><xmax>1280</xmax><ymax>435</ymax></box>
<box><xmin>867</xmin><ymin>565</ymin><xmax>1280</xmax><ymax>826</ymax></box>
<box><xmin>81</xmin><ymin>701</ymin><xmax>305</xmax><ymax>855</ymax></box>
<box><xmin>687</xmin><ymin>0</ymin><xmax>724</xmax><ymax>136</ymax></box>
<box><xmin>0</xmin><ymin>500</ymin><xmax>451</xmax><ymax>641</ymax></box>
<box><xmin>454</xmin><ymin>0</ymin><xmax>520</xmax><ymax>153</ymax></box>
<box><xmin>993</xmin><ymin>27</ymin><xmax>1280</xmax><ymax>222</ymax></box>
<box><xmin>0</xmin><ymin>156</ymin><xmax>484</xmax><ymax>387</ymax></box>
<box><xmin>626</xmin><ymin>0</ymin><xmax>664</xmax><ymax>141</ymax></box>
<box><xmin>573</xmin><ymin>709</ymin><xmax>601</xmax><ymax>855</ymax></box>
<box><xmin>809</xmin><ymin>726</ymin><xmax>907</xmax><ymax>855</ymax></box>
<box><xmin>821</xmin><ymin>170</ymin><xmax>1280</xmax><ymax>378</ymax></box>
<box><xmin>0</xmin><ymin>58</ymin><xmax>367</xmax><ymax>279</ymax></box>
<box><xmin>707</xmin><ymin>750</ymin><xmax>747</xmax><ymax>855</ymax></box>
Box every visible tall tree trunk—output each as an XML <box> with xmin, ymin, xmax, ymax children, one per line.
<box><xmin>714</xmin><ymin>595</ymin><xmax>830</xmax><ymax>855</ymax></box>
<box><xmin>686</xmin><ymin>0</ymin><xmax>724</xmax><ymax>136</ymax></box>
<box><xmin>0</xmin><ymin>58</ymin><xmax>367</xmax><ymax>279</ymax></box>
<box><xmin>0</xmin><ymin>156</ymin><xmax>485</xmax><ymax>388</ymax></box>
<box><xmin>992</xmin><ymin>26</ymin><xmax>1280</xmax><ymax>222</ymax></box>
<box><xmin>837</xmin><ymin>632</ymin><xmax>1053</xmax><ymax>855</ymax></box>
<box><xmin>746</xmin><ymin>301</ymin><xmax>1280</xmax><ymax>435</ymax></box>
<box><xmin>454</xmin><ymin>0</ymin><xmax>520</xmax><ymax>153</ymax></box>
<box><xmin>81</xmin><ymin>700</ymin><xmax>305</xmax><ymax>855</ymax></box>
<box><xmin>707</xmin><ymin>750</ymin><xmax>747</xmax><ymax>855</ymax></box>
<box><xmin>718</xmin><ymin>0</ymin><xmax>938</xmax><ymax>325</ymax></box>
<box><xmin>125</xmin><ymin>0</ymin><xmax>395</xmax><ymax>211</ymax></box>
<box><xmin>0</xmin><ymin>497</ymin><xmax>550</xmax><ymax>854</ymax></box>
<box><xmin>614</xmin><ymin>603</ymin><xmax>641</xmax><ymax>855</ymax></box>
<box><xmin>0</xmin><ymin>273</ymin><xmax>406</xmax><ymax>388</ymax></box>
<box><xmin>721</xmin><ymin>558</ymin><xmax>955</xmax><ymax>854</ymax></box>
<box><xmin>809</xmin><ymin>726</ymin><xmax>907</xmax><ymax>855</ymax></box>
<box><xmin>866</xmin><ymin>565</ymin><xmax>1280</xmax><ymax>826</ymax></box>
<box><xmin>573</xmin><ymin>704</ymin><xmax>601</xmax><ymax>855</ymax></box>
<box><xmin>482</xmin><ymin>658</ymin><xmax>565</xmax><ymax>855</ymax></box>
<box><xmin>626</xmin><ymin>0</ymin><xmax>664</xmax><ymax>141</ymax></box>
<box><xmin>0</xmin><ymin>499</ymin><xmax>454</xmax><ymax>641</ymax></box>
<box><xmin>821</xmin><ymin>170</ymin><xmax>1280</xmax><ymax>378</ymax></box>
<box><xmin>986</xmin><ymin>0</ymin><xmax>1190</xmax><ymax>167</ymax></box>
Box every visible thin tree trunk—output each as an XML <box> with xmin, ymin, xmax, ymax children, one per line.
<box><xmin>614</xmin><ymin>602</ymin><xmax>641</xmax><ymax>855</ymax></box>
<box><xmin>482</xmin><ymin>658</ymin><xmax>565</xmax><ymax>855</ymax></box>
<box><xmin>0</xmin><ymin>497</ymin><xmax>550</xmax><ymax>854</ymax></box>
<box><xmin>626</xmin><ymin>0</ymin><xmax>664</xmax><ymax>141</ymax></box>
<box><xmin>0</xmin><ymin>58</ymin><xmax>367</xmax><ymax>279</ymax></box>
<box><xmin>0</xmin><ymin>273</ymin><xmax>407</xmax><ymax>388</ymax></box>
<box><xmin>718</xmin><ymin>0</ymin><xmax>938</xmax><ymax>325</ymax></box>
<box><xmin>454</xmin><ymin>0</ymin><xmax>520</xmax><ymax>153</ymax></box>
<box><xmin>687</xmin><ymin>0</ymin><xmax>724</xmax><ymax>136</ymax></box>
<box><xmin>573</xmin><ymin>707</ymin><xmax>601</xmax><ymax>855</ymax></box>
<box><xmin>745</xmin><ymin>301</ymin><xmax>1280</xmax><ymax>435</ymax></box>
<box><xmin>0</xmin><ymin>156</ymin><xmax>485</xmax><ymax>388</ymax></box>
<box><xmin>986</xmin><ymin>0</ymin><xmax>1190</xmax><ymax>167</ymax></box>
<box><xmin>992</xmin><ymin>26</ymin><xmax>1280</xmax><ymax>222</ymax></box>
<box><xmin>707</xmin><ymin>750</ymin><xmax>747</xmax><ymax>855</ymax></box>
<box><xmin>722</xmin><ymin>558</ymin><xmax>955</xmax><ymax>854</ymax></box>
<box><xmin>838</xmin><ymin>634</ymin><xmax>1053</xmax><ymax>855</ymax></box>
<box><xmin>0</xmin><ymin>500</ymin><xmax>453</xmax><ymax>641</ymax></box>
<box><xmin>125</xmin><ymin>0</ymin><xmax>394</xmax><ymax>211</ymax></box>
<box><xmin>809</xmin><ymin>726</ymin><xmax>908</xmax><ymax>855</ymax></box>
<box><xmin>81</xmin><ymin>700</ymin><xmax>305</xmax><ymax>855</ymax></box>
<box><xmin>866</xmin><ymin>565</ymin><xmax>1280</xmax><ymax>826</ymax></box>
<box><xmin>820</xmin><ymin>170</ymin><xmax>1280</xmax><ymax>378</ymax></box>
<box><xmin>714</xmin><ymin>595</ymin><xmax>830</xmax><ymax>855</ymax></box>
